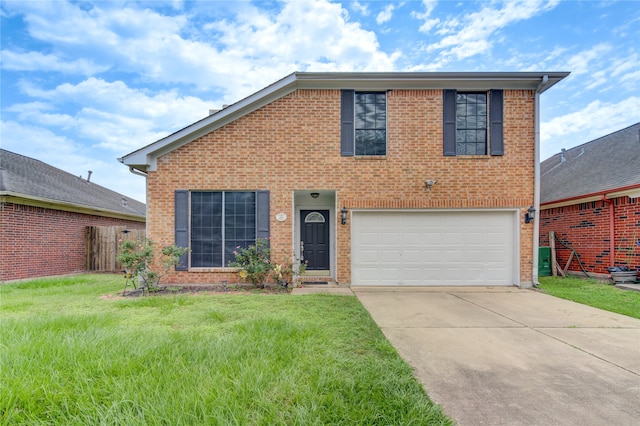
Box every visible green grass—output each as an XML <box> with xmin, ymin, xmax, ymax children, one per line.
<box><xmin>538</xmin><ymin>276</ymin><xmax>640</xmax><ymax>319</ymax></box>
<box><xmin>0</xmin><ymin>274</ymin><xmax>451</xmax><ymax>425</ymax></box>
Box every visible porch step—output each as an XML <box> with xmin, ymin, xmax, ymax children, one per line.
<box><xmin>291</xmin><ymin>287</ymin><xmax>354</xmax><ymax>296</ymax></box>
<box><xmin>299</xmin><ymin>276</ymin><xmax>336</xmax><ymax>286</ymax></box>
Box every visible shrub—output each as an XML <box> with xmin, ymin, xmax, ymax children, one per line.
<box><xmin>228</xmin><ymin>238</ymin><xmax>273</xmax><ymax>287</ymax></box>
<box><xmin>117</xmin><ymin>239</ymin><xmax>188</xmax><ymax>294</ymax></box>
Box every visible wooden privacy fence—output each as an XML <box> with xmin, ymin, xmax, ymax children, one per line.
<box><xmin>85</xmin><ymin>226</ymin><xmax>145</xmax><ymax>272</ymax></box>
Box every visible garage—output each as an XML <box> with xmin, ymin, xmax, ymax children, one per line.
<box><xmin>351</xmin><ymin>210</ymin><xmax>518</xmax><ymax>286</ymax></box>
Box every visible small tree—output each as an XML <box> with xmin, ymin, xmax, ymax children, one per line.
<box><xmin>117</xmin><ymin>239</ymin><xmax>188</xmax><ymax>294</ymax></box>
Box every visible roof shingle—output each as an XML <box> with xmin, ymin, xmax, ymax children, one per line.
<box><xmin>1</xmin><ymin>149</ymin><xmax>146</xmax><ymax>218</ymax></box>
<box><xmin>540</xmin><ymin>123</ymin><xmax>640</xmax><ymax>204</ymax></box>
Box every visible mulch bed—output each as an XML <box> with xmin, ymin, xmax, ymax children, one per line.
<box><xmin>119</xmin><ymin>283</ymin><xmax>291</xmax><ymax>297</ymax></box>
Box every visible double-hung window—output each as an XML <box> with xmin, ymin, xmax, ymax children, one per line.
<box><xmin>341</xmin><ymin>90</ymin><xmax>387</xmax><ymax>156</ymax></box>
<box><xmin>455</xmin><ymin>93</ymin><xmax>488</xmax><ymax>155</ymax></box>
<box><xmin>174</xmin><ymin>190</ymin><xmax>270</xmax><ymax>270</ymax></box>
<box><xmin>444</xmin><ymin>89</ymin><xmax>504</xmax><ymax>156</ymax></box>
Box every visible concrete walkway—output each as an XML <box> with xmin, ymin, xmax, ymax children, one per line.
<box><xmin>353</xmin><ymin>287</ymin><xmax>640</xmax><ymax>426</ymax></box>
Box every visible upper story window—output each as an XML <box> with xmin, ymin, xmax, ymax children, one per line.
<box><xmin>341</xmin><ymin>90</ymin><xmax>387</xmax><ymax>156</ymax></box>
<box><xmin>444</xmin><ymin>89</ymin><xmax>504</xmax><ymax>157</ymax></box>
<box><xmin>355</xmin><ymin>92</ymin><xmax>387</xmax><ymax>156</ymax></box>
<box><xmin>456</xmin><ymin>93</ymin><xmax>487</xmax><ymax>155</ymax></box>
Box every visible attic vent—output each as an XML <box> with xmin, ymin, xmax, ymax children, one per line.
<box><xmin>122</xmin><ymin>197</ymin><xmax>128</xmax><ymax>207</ymax></box>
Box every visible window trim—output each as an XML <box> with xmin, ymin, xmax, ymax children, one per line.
<box><xmin>341</xmin><ymin>89</ymin><xmax>388</xmax><ymax>157</ymax></box>
<box><xmin>174</xmin><ymin>190</ymin><xmax>270</xmax><ymax>271</ymax></box>
<box><xmin>455</xmin><ymin>91</ymin><xmax>488</xmax><ymax>156</ymax></box>
<box><xmin>190</xmin><ymin>190</ymin><xmax>257</xmax><ymax>269</ymax></box>
<box><xmin>443</xmin><ymin>89</ymin><xmax>504</xmax><ymax>157</ymax></box>
<box><xmin>354</xmin><ymin>91</ymin><xmax>387</xmax><ymax>156</ymax></box>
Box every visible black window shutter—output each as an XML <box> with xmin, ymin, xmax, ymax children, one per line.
<box><xmin>174</xmin><ymin>190</ymin><xmax>189</xmax><ymax>271</ymax></box>
<box><xmin>443</xmin><ymin>89</ymin><xmax>457</xmax><ymax>156</ymax></box>
<box><xmin>256</xmin><ymin>190</ymin><xmax>270</xmax><ymax>240</ymax></box>
<box><xmin>340</xmin><ymin>89</ymin><xmax>355</xmax><ymax>156</ymax></box>
<box><xmin>490</xmin><ymin>89</ymin><xmax>504</xmax><ymax>156</ymax></box>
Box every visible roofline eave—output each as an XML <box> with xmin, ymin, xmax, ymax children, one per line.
<box><xmin>1</xmin><ymin>192</ymin><xmax>146</xmax><ymax>222</ymax></box>
<box><xmin>540</xmin><ymin>183</ymin><xmax>640</xmax><ymax>209</ymax></box>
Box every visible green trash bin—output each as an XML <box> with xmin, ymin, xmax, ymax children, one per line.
<box><xmin>539</xmin><ymin>246</ymin><xmax>551</xmax><ymax>277</ymax></box>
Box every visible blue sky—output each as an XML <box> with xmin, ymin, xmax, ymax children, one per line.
<box><xmin>2</xmin><ymin>0</ymin><xmax>639</xmax><ymax>203</ymax></box>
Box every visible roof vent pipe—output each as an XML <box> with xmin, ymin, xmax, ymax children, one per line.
<box><xmin>87</xmin><ymin>170</ymin><xmax>92</xmax><ymax>182</ymax></box>
<box><xmin>560</xmin><ymin>148</ymin><xmax>566</xmax><ymax>163</ymax></box>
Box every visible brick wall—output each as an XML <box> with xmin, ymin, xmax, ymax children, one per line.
<box><xmin>146</xmin><ymin>88</ymin><xmax>537</xmax><ymax>284</ymax></box>
<box><xmin>0</xmin><ymin>202</ymin><xmax>146</xmax><ymax>282</ymax></box>
<box><xmin>540</xmin><ymin>196</ymin><xmax>640</xmax><ymax>274</ymax></box>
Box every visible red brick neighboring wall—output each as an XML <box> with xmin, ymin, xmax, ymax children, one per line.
<box><xmin>0</xmin><ymin>203</ymin><xmax>146</xmax><ymax>282</ymax></box>
<box><xmin>147</xmin><ymin>88</ymin><xmax>537</xmax><ymax>285</ymax></box>
<box><xmin>539</xmin><ymin>196</ymin><xmax>640</xmax><ymax>275</ymax></box>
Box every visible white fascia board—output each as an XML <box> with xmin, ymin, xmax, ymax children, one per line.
<box><xmin>606</xmin><ymin>187</ymin><xmax>640</xmax><ymax>199</ymax></box>
<box><xmin>295</xmin><ymin>71</ymin><xmax>570</xmax><ymax>92</ymax></box>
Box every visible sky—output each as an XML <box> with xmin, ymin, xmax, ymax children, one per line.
<box><xmin>1</xmin><ymin>0</ymin><xmax>639</xmax><ymax>204</ymax></box>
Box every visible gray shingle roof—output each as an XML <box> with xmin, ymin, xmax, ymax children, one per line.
<box><xmin>540</xmin><ymin>123</ymin><xmax>640</xmax><ymax>204</ymax></box>
<box><xmin>1</xmin><ymin>149</ymin><xmax>146</xmax><ymax>218</ymax></box>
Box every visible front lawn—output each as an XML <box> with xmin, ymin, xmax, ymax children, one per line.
<box><xmin>538</xmin><ymin>276</ymin><xmax>640</xmax><ymax>319</ymax></box>
<box><xmin>0</xmin><ymin>274</ymin><xmax>451</xmax><ymax>425</ymax></box>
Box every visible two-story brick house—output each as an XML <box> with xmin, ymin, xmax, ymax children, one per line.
<box><xmin>120</xmin><ymin>72</ymin><xmax>568</xmax><ymax>287</ymax></box>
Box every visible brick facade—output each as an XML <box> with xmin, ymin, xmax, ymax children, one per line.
<box><xmin>0</xmin><ymin>202</ymin><xmax>146</xmax><ymax>282</ymax></box>
<box><xmin>146</xmin><ymin>88</ymin><xmax>537</xmax><ymax>285</ymax></box>
<box><xmin>540</xmin><ymin>196</ymin><xmax>640</xmax><ymax>275</ymax></box>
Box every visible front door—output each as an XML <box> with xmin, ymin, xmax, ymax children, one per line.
<box><xmin>300</xmin><ymin>210</ymin><xmax>330</xmax><ymax>270</ymax></box>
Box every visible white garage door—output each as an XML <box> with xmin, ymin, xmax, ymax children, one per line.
<box><xmin>351</xmin><ymin>210</ymin><xmax>517</xmax><ymax>286</ymax></box>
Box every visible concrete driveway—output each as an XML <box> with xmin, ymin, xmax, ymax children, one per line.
<box><xmin>353</xmin><ymin>287</ymin><xmax>640</xmax><ymax>426</ymax></box>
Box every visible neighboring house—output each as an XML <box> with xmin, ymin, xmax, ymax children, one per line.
<box><xmin>539</xmin><ymin>123</ymin><xmax>640</xmax><ymax>277</ymax></box>
<box><xmin>1</xmin><ymin>150</ymin><xmax>146</xmax><ymax>281</ymax></box>
<box><xmin>120</xmin><ymin>71</ymin><xmax>569</xmax><ymax>287</ymax></box>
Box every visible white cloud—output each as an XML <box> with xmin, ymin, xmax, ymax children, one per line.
<box><xmin>12</xmin><ymin>77</ymin><xmax>215</xmax><ymax>151</ymax></box>
<box><xmin>563</xmin><ymin>43</ymin><xmax>611</xmax><ymax>77</ymax></box>
<box><xmin>412</xmin><ymin>0</ymin><xmax>439</xmax><ymax>32</ymax></box>
<box><xmin>423</xmin><ymin>0</ymin><xmax>560</xmax><ymax>67</ymax></box>
<box><xmin>376</xmin><ymin>4</ymin><xmax>395</xmax><ymax>24</ymax></box>
<box><xmin>1</xmin><ymin>119</ymin><xmax>147</xmax><ymax>202</ymax></box>
<box><xmin>351</xmin><ymin>1</ymin><xmax>369</xmax><ymax>16</ymax></box>
<box><xmin>4</xmin><ymin>0</ymin><xmax>399</xmax><ymax>103</ymax></box>
<box><xmin>0</xmin><ymin>50</ymin><xmax>108</xmax><ymax>75</ymax></box>
<box><xmin>541</xmin><ymin>96</ymin><xmax>640</xmax><ymax>159</ymax></box>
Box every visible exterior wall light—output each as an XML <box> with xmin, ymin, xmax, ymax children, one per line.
<box><xmin>341</xmin><ymin>206</ymin><xmax>348</xmax><ymax>225</ymax></box>
<box><xmin>425</xmin><ymin>180</ymin><xmax>437</xmax><ymax>192</ymax></box>
<box><xmin>310</xmin><ymin>192</ymin><xmax>319</xmax><ymax>198</ymax></box>
<box><xmin>525</xmin><ymin>205</ymin><xmax>536</xmax><ymax>223</ymax></box>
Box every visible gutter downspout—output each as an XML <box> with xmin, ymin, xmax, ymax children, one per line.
<box><xmin>602</xmin><ymin>196</ymin><xmax>615</xmax><ymax>267</ymax></box>
<box><xmin>128</xmin><ymin>166</ymin><xmax>148</xmax><ymax>178</ymax></box>
<box><xmin>127</xmin><ymin>166</ymin><xmax>149</xmax><ymax>235</ymax></box>
<box><xmin>532</xmin><ymin>75</ymin><xmax>549</xmax><ymax>287</ymax></box>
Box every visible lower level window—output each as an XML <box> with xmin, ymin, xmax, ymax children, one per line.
<box><xmin>190</xmin><ymin>191</ymin><xmax>256</xmax><ymax>267</ymax></box>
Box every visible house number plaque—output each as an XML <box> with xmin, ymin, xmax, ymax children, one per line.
<box><xmin>275</xmin><ymin>213</ymin><xmax>287</xmax><ymax>222</ymax></box>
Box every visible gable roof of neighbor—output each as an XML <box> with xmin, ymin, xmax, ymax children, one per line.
<box><xmin>119</xmin><ymin>71</ymin><xmax>570</xmax><ymax>172</ymax></box>
<box><xmin>540</xmin><ymin>122</ymin><xmax>640</xmax><ymax>205</ymax></box>
<box><xmin>1</xmin><ymin>149</ymin><xmax>146</xmax><ymax>221</ymax></box>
